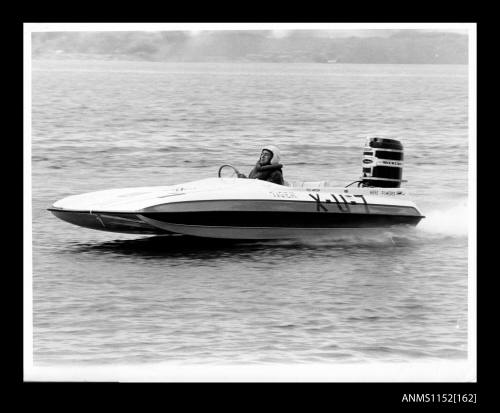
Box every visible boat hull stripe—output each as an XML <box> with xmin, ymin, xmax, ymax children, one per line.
<box><xmin>141</xmin><ymin>199</ymin><xmax>421</xmax><ymax>216</ymax></box>
<box><xmin>139</xmin><ymin>211</ymin><xmax>423</xmax><ymax>228</ymax></box>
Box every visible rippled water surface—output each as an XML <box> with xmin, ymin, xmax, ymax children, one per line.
<box><xmin>30</xmin><ymin>60</ymin><xmax>470</xmax><ymax>368</ymax></box>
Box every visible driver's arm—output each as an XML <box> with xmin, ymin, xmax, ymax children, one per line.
<box><xmin>254</xmin><ymin>163</ymin><xmax>283</xmax><ymax>172</ymax></box>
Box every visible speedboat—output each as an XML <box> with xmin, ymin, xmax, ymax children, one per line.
<box><xmin>48</xmin><ymin>138</ymin><xmax>425</xmax><ymax>239</ymax></box>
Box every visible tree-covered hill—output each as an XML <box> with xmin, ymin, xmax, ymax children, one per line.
<box><xmin>31</xmin><ymin>30</ymin><xmax>468</xmax><ymax>64</ymax></box>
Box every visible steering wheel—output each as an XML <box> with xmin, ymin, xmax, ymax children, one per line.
<box><xmin>218</xmin><ymin>164</ymin><xmax>242</xmax><ymax>178</ymax></box>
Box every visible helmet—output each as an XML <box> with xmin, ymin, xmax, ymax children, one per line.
<box><xmin>261</xmin><ymin>145</ymin><xmax>281</xmax><ymax>164</ymax></box>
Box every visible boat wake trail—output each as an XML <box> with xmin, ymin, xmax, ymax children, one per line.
<box><xmin>417</xmin><ymin>199</ymin><xmax>469</xmax><ymax>238</ymax></box>
<box><xmin>245</xmin><ymin>231</ymin><xmax>412</xmax><ymax>249</ymax></box>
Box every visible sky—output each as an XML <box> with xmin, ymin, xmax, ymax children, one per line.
<box><xmin>27</xmin><ymin>22</ymin><xmax>472</xmax><ymax>36</ymax></box>
<box><xmin>180</xmin><ymin>28</ymin><xmax>469</xmax><ymax>38</ymax></box>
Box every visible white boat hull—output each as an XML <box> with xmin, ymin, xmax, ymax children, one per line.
<box><xmin>138</xmin><ymin>216</ymin><xmax>414</xmax><ymax>239</ymax></box>
<box><xmin>49</xmin><ymin>177</ymin><xmax>425</xmax><ymax>239</ymax></box>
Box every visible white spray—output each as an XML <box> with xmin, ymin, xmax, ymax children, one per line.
<box><xmin>417</xmin><ymin>199</ymin><xmax>469</xmax><ymax>237</ymax></box>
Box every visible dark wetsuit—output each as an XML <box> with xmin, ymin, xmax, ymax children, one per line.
<box><xmin>248</xmin><ymin>162</ymin><xmax>284</xmax><ymax>185</ymax></box>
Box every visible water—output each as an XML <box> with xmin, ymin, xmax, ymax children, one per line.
<box><xmin>30</xmin><ymin>60</ymin><xmax>470</xmax><ymax>370</ymax></box>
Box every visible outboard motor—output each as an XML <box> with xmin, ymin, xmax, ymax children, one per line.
<box><xmin>361</xmin><ymin>137</ymin><xmax>404</xmax><ymax>188</ymax></box>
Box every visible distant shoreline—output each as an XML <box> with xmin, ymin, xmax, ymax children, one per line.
<box><xmin>31</xmin><ymin>31</ymin><xmax>468</xmax><ymax>65</ymax></box>
<box><xmin>32</xmin><ymin>53</ymin><xmax>468</xmax><ymax>65</ymax></box>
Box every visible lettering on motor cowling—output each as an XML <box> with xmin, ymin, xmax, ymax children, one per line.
<box><xmin>379</xmin><ymin>160</ymin><xmax>403</xmax><ymax>166</ymax></box>
<box><xmin>308</xmin><ymin>193</ymin><xmax>370</xmax><ymax>213</ymax></box>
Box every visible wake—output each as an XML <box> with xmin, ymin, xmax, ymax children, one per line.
<box><xmin>417</xmin><ymin>199</ymin><xmax>469</xmax><ymax>238</ymax></box>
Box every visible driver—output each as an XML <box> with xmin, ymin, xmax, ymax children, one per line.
<box><xmin>238</xmin><ymin>145</ymin><xmax>284</xmax><ymax>185</ymax></box>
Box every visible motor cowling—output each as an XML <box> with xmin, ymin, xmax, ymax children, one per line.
<box><xmin>361</xmin><ymin>137</ymin><xmax>404</xmax><ymax>188</ymax></box>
